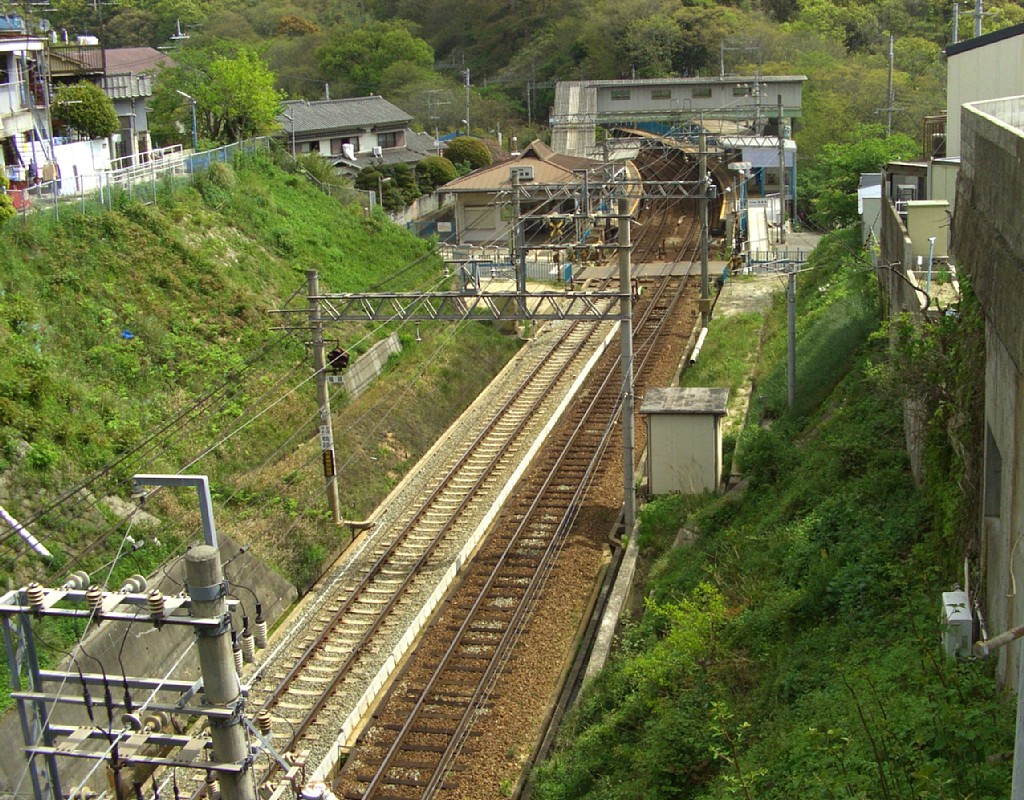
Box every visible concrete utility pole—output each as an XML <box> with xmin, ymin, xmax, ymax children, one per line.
<box><xmin>974</xmin><ymin>0</ymin><xmax>983</xmax><ymax>36</ymax></box>
<box><xmin>699</xmin><ymin>120</ymin><xmax>710</xmax><ymax>327</ymax></box>
<box><xmin>886</xmin><ymin>33</ymin><xmax>895</xmax><ymax>136</ymax></box>
<box><xmin>953</xmin><ymin>1</ymin><xmax>960</xmax><ymax>43</ymax></box>
<box><xmin>308</xmin><ymin>270</ymin><xmax>341</xmax><ymax>525</ymax></box>
<box><xmin>186</xmin><ymin>546</ymin><xmax>256</xmax><ymax>800</ymax></box>
<box><xmin>777</xmin><ymin>95</ymin><xmax>787</xmax><ymax>245</ymax></box>
<box><xmin>618</xmin><ymin>196</ymin><xmax>635</xmax><ymax>535</ymax></box>
<box><xmin>787</xmin><ymin>263</ymin><xmax>796</xmax><ymax>409</ymax></box>
<box><xmin>464</xmin><ymin>67</ymin><xmax>471</xmax><ymax>135</ymax></box>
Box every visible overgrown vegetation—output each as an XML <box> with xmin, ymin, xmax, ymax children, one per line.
<box><xmin>533</xmin><ymin>229</ymin><xmax>1008</xmax><ymax>798</ymax></box>
<box><xmin>0</xmin><ymin>151</ymin><xmax>518</xmax><ymax>597</ymax></box>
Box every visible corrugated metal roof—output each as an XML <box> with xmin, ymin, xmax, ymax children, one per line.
<box><xmin>280</xmin><ymin>97</ymin><xmax>412</xmax><ymax>136</ymax></box>
<box><xmin>102</xmin><ymin>72</ymin><xmax>153</xmax><ymax>100</ymax></box>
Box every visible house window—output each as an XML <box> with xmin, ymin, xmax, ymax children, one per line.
<box><xmin>331</xmin><ymin>137</ymin><xmax>357</xmax><ymax>155</ymax></box>
<box><xmin>692</xmin><ymin>87</ymin><xmax>712</xmax><ymax>98</ymax></box>
<box><xmin>610</xmin><ymin>89</ymin><xmax>631</xmax><ymax>101</ymax></box>
<box><xmin>308</xmin><ymin>141</ymin><xmax>320</xmax><ymax>153</ymax></box>
<box><xmin>651</xmin><ymin>89</ymin><xmax>671</xmax><ymax>100</ymax></box>
<box><xmin>732</xmin><ymin>85</ymin><xmax>751</xmax><ymax>96</ymax></box>
<box><xmin>377</xmin><ymin>131</ymin><xmax>400</xmax><ymax>149</ymax></box>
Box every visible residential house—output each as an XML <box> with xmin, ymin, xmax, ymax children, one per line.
<box><xmin>101</xmin><ymin>47</ymin><xmax>173</xmax><ymax>164</ymax></box>
<box><xmin>278</xmin><ymin>96</ymin><xmax>435</xmax><ymax>175</ymax></box>
<box><xmin>440</xmin><ymin>140</ymin><xmax>605</xmax><ymax>245</ymax></box>
<box><xmin>0</xmin><ymin>14</ymin><xmax>51</xmax><ymax>198</ymax></box>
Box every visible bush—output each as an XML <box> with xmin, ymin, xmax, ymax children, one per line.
<box><xmin>442</xmin><ymin>137</ymin><xmax>492</xmax><ymax>171</ymax></box>
<box><xmin>416</xmin><ymin>155</ymin><xmax>457</xmax><ymax>190</ymax></box>
<box><xmin>0</xmin><ymin>194</ymin><xmax>14</xmax><ymax>225</ymax></box>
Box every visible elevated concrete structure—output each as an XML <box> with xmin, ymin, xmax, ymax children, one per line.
<box><xmin>551</xmin><ymin>76</ymin><xmax>805</xmax><ymax>158</ymax></box>
<box><xmin>953</xmin><ymin>94</ymin><xmax>1024</xmax><ymax>690</ymax></box>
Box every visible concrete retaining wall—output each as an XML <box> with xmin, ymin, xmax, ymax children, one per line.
<box><xmin>342</xmin><ymin>333</ymin><xmax>401</xmax><ymax>398</ymax></box>
<box><xmin>952</xmin><ymin>97</ymin><xmax>1024</xmax><ymax>690</ymax></box>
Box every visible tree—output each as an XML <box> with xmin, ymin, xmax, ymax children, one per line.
<box><xmin>151</xmin><ymin>43</ymin><xmax>284</xmax><ymax>145</ymax></box>
<box><xmin>802</xmin><ymin>124</ymin><xmax>917</xmax><ymax>228</ymax></box>
<box><xmin>52</xmin><ymin>82</ymin><xmax>119</xmax><ymax>140</ymax></box>
<box><xmin>416</xmin><ymin>156</ymin><xmax>457</xmax><ymax>191</ymax></box>
<box><xmin>316</xmin><ymin>20</ymin><xmax>434</xmax><ymax>95</ymax></box>
<box><xmin>442</xmin><ymin>137</ymin><xmax>491</xmax><ymax>171</ymax></box>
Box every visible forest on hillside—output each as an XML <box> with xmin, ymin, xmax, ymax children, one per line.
<box><xmin>25</xmin><ymin>0</ymin><xmax>1024</xmax><ymax>171</ymax></box>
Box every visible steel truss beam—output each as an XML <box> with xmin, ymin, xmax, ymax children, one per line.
<box><xmin>275</xmin><ymin>290</ymin><xmax>628</xmax><ymax>324</ymax></box>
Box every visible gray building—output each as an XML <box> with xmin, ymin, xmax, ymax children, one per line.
<box><xmin>551</xmin><ymin>75</ymin><xmax>806</xmax><ymax>158</ymax></box>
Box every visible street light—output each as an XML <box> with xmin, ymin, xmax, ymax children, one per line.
<box><xmin>281</xmin><ymin>111</ymin><xmax>295</xmax><ymax>156</ymax></box>
<box><xmin>376</xmin><ymin>175</ymin><xmax>392</xmax><ymax>205</ymax></box>
<box><xmin>175</xmin><ymin>89</ymin><xmax>197</xmax><ymax>152</ymax></box>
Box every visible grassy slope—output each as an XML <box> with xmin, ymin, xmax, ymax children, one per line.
<box><xmin>532</xmin><ymin>229</ymin><xmax>1013</xmax><ymax>799</ymax></box>
<box><xmin>0</xmin><ymin>152</ymin><xmax>519</xmax><ymax>596</ymax></box>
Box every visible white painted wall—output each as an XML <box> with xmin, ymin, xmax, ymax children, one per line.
<box><xmin>947</xmin><ymin>35</ymin><xmax>1024</xmax><ymax>156</ymax></box>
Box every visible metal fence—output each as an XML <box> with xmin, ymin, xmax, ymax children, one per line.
<box><xmin>742</xmin><ymin>249</ymin><xmax>810</xmax><ymax>274</ymax></box>
<box><xmin>439</xmin><ymin>244</ymin><xmax>570</xmax><ymax>284</ymax></box>
<box><xmin>2</xmin><ymin>137</ymin><xmax>273</xmax><ymax>224</ymax></box>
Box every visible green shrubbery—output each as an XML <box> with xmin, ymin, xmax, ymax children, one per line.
<box><xmin>0</xmin><ymin>152</ymin><xmax>518</xmax><ymax>595</ymax></box>
<box><xmin>533</xmin><ymin>229</ymin><xmax>1011</xmax><ymax>799</ymax></box>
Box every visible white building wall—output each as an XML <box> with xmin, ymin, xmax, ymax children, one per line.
<box><xmin>947</xmin><ymin>35</ymin><xmax>1024</xmax><ymax>157</ymax></box>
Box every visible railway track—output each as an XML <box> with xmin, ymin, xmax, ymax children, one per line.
<box><xmin>227</xmin><ymin>151</ymin><xmax>704</xmax><ymax>800</ymax></box>
<box><xmin>239</xmin><ymin>313</ymin><xmax>623</xmax><ymax>790</ymax></box>
<box><xmin>333</xmin><ymin>273</ymin><xmax>695</xmax><ymax>800</ymax></box>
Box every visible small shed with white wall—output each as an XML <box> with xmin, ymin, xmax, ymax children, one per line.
<box><xmin>641</xmin><ymin>387</ymin><xmax>729</xmax><ymax>495</ymax></box>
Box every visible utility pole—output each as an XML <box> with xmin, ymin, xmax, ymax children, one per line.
<box><xmin>787</xmin><ymin>263</ymin><xmax>796</xmax><ymax>409</ymax></box>
<box><xmin>512</xmin><ymin>172</ymin><xmax>527</xmax><ymax>320</ymax></box>
<box><xmin>464</xmin><ymin>67</ymin><xmax>471</xmax><ymax>135</ymax></box>
<box><xmin>308</xmin><ymin>270</ymin><xmax>341</xmax><ymax>525</ymax></box>
<box><xmin>618</xmin><ymin>196</ymin><xmax>635</xmax><ymax>535</ymax></box>
<box><xmin>886</xmin><ymin>33</ymin><xmax>895</xmax><ymax>136</ymax></box>
<box><xmin>974</xmin><ymin>0</ymin><xmax>983</xmax><ymax>36</ymax></box>
<box><xmin>186</xmin><ymin>546</ymin><xmax>256</xmax><ymax>800</ymax></box>
<box><xmin>777</xmin><ymin>95</ymin><xmax>787</xmax><ymax>245</ymax></box>
<box><xmin>699</xmin><ymin>118</ymin><xmax>710</xmax><ymax>327</ymax></box>
<box><xmin>953</xmin><ymin>1</ymin><xmax>960</xmax><ymax>43</ymax></box>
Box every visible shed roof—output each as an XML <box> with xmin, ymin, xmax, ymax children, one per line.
<box><xmin>280</xmin><ymin>96</ymin><xmax>412</xmax><ymax>136</ymax></box>
<box><xmin>640</xmin><ymin>387</ymin><xmax>729</xmax><ymax>416</ymax></box>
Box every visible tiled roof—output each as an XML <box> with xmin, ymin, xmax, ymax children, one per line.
<box><xmin>442</xmin><ymin>140</ymin><xmax>601</xmax><ymax>192</ymax></box>
<box><xmin>103</xmin><ymin>47</ymin><xmax>174</xmax><ymax>75</ymax></box>
<box><xmin>280</xmin><ymin>97</ymin><xmax>412</xmax><ymax>136</ymax></box>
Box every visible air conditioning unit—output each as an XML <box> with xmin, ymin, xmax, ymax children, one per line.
<box><xmin>941</xmin><ymin>590</ymin><xmax>973</xmax><ymax>658</ymax></box>
<box><xmin>896</xmin><ymin>184</ymin><xmax>917</xmax><ymax>202</ymax></box>
<box><xmin>372</xmin><ymin>145</ymin><xmax>383</xmax><ymax>158</ymax></box>
<box><xmin>510</xmin><ymin>165</ymin><xmax>534</xmax><ymax>182</ymax></box>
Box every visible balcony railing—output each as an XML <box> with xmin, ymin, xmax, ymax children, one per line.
<box><xmin>0</xmin><ymin>79</ymin><xmax>37</xmax><ymax>116</ymax></box>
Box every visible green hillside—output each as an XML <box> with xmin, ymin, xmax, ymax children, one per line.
<box><xmin>533</xmin><ymin>230</ymin><xmax>1011</xmax><ymax>798</ymax></box>
<box><xmin>0</xmin><ymin>151</ymin><xmax>519</xmax><ymax>593</ymax></box>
